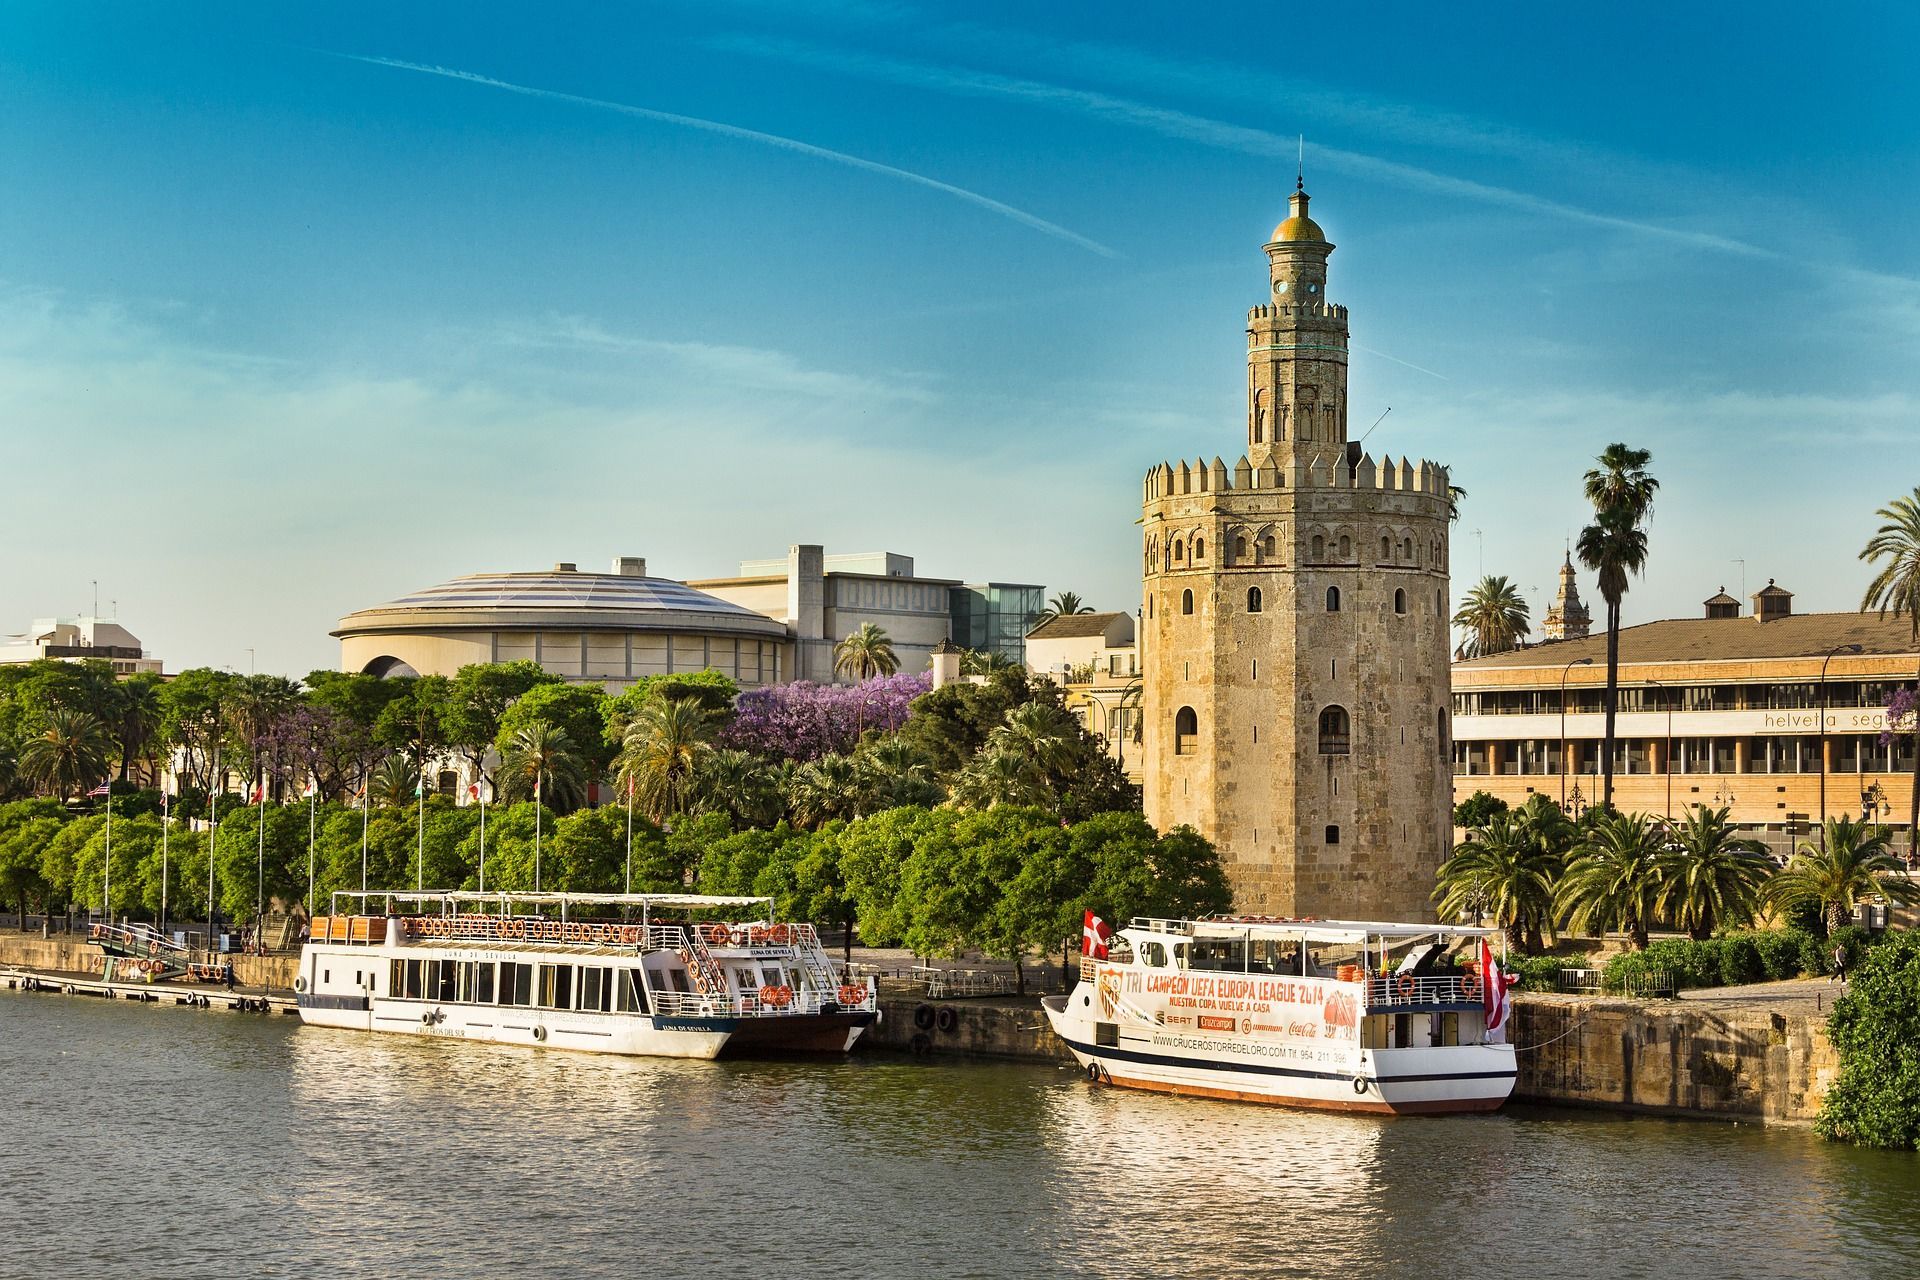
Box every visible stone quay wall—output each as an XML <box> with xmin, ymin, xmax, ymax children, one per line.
<box><xmin>0</xmin><ymin>933</ymin><xmax>299</xmax><ymax>990</ymax></box>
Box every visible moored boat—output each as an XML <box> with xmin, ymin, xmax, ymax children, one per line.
<box><xmin>297</xmin><ymin>890</ymin><xmax>877</xmax><ymax>1058</ymax></box>
<box><xmin>1042</xmin><ymin>916</ymin><xmax>1517</xmax><ymax>1115</ymax></box>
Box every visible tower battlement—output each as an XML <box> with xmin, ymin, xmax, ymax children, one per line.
<box><xmin>1143</xmin><ymin>452</ymin><xmax>1450</xmax><ymax>501</ymax></box>
<box><xmin>1247</xmin><ymin>302</ymin><xmax>1348</xmax><ymax>325</ymax></box>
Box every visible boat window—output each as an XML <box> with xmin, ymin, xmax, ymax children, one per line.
<box><xmin>456</xmin><ymin>962</ymin><xmax>477</xmax><ymax>1003</ymax></box>
<box><xmin>615</xmin><ymin>969</ymin><xmax>650</xmax><ymax>1014</ymax></box>
<box><xmin>1140</xmin><ymin>941</ymin><xmax>1168</xmax><ymax>968</ymax></box>
<box><xmin>539</xmin><ymin>964</ymin><xmax>573</xmax><ymax>1010</ymax></box>
<box><xmin>390</xmin><ymin>960</ymin><xmax>404</xmax><ymax>996</ymax></box>
<box><xmin>734</xmin><ymin>967</ymin><xmax>760</xmax><ymax>988</ymax></box>
<box><xmin>1171</xmin><ymin>942</ymin><xmax>1188</xmax><ymax>969</ymax></box>
<box><xmin>475</xmin><ymin>961</ymin><xmax>496</xmax><ymax>1004</ymax></box>
<box><xmin>500</xmin><ymin>962</ymin><xmax>533</xmax><ymax>1007</ymax></box>
<box><xmin>323</xmin><ymin>969</ymin><xmax>331</xmax><ymax>985</ymax></box>
<box><xmin>761</xmin><ymin>967</ymin><xmax>784</xmax><ymax>988</ymax></box>
<box><xmin>403</xmin><ymin>958</ymin><xmax>424</xmax><ymax>1000</ymax></box>
<box><xmin>1187</xmin><ymin>938</ymin><xmax>1248</xmax><ymax>972</ymax></box>
<box><xmin>665</xmin><ymin>967</ymin><xmax>691</xmax><ymax>994</ymax></box>
<box><xmin>434</xmin><ymin>961</ymin><xmax>458</xmax><ymax>1003</ymax></box>
<box><xmin>581</xmin><ymin>966</ymin><xmax>604</xmax><ymax>1012</ymax></box>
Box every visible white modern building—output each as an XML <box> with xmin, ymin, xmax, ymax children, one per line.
<box><xmin>0</xmin><ymin>616</ymin><xmax>163</xmax><ymax>676</ymax></box>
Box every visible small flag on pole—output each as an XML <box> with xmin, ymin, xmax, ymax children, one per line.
<box><xmin>248</xmin><ymin>782</ymin><xmax>264</xmax><ymax>804</ymax></box>
<box><xmin>1081</xmin><ymin>910</ymin><xmax>1112</xmax><ymax>959</ymax></box>
<box><xmin>1478</xmin><ymin>939</ymin><xmax>1518</xmax><ymax>1041</ymax></box>
<box><xmin>302</xmin><ymin>777</ymin><xmax>318</xmax><ymax>799</ymax></box>
<box><xmin>160</xmin><ymin>791</ymin><xmax>170</xmax><ymax>813</ymax></box>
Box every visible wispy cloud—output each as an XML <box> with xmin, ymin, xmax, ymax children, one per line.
<box><xmin>324</xmin><ymin>52</ymin><xmax>1120</xmax><ymax>260</ymax></box>
<box><xmin>710</xmin><ymin>36</ymin><xmax>1777</xmax><ymax>261</ymax></box>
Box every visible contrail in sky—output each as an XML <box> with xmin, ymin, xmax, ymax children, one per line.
<box><xmin>328</xmin><ymin>53</ymin><xmax>1121</xmax><ymax>260</ymax></box>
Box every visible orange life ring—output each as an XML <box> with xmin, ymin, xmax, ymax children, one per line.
<box><xmin>703</xmin><ymin>922</ymin><xmax>731</xmax><ymax>945</ymax></box>
<box><xmin>1395</xmin><ymin>974</ymin><xmax>1416</xmax><ymax>998</ymax></box>
<box><xmin>765</xmin><ymin>924</ymin><xmax>791</xmax><ymax>946</ymax></box>
<box><xmin>761</xmin><ymin>984</ymin><xmax>792</xmax><ymax>1009</ymax></box>
<box><xmin>838</xmin><ymin>984</ymin><xmax>865</xmax><ymax>1007</ymax></box>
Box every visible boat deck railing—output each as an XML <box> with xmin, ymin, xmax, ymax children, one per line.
<box><xmin>650</xmin><ymin>982</ymin><xmax>875</xmax><ymax>1019</ymax></box>
<box><xmin>1366</xmin><ymin>974</ymin><xmax>1481</xmax><ymax>1008</ymax></box>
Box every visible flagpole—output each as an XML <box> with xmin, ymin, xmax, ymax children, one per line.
<box><xmin>477</xmin><ymin>786</ymin><xmax>487</xmax><ymax>894</ymax></box>
<box><xmin>359</xmin><ymin>766</ymin><xmax>370</xmax><ymax>892</ymax></box>
<box><xmin>160</xmin><ymin>793</ymin><xmax>169</xmax><ymax>935</ymax></box>
<box><xmin>534</xmin><ymin>775</ymin><xmax>542</xmax><ymax>893</ymax></box>
<box><xmin>416</xmin><ymin>765</ymin><xmax>426</xmax><ymax>891</ymax></box>
<box><xmin>255</xmin><ymin>782</ymin><xmax>266</xmax><ymax>948</ymax></box>
<box><xmin>306</xmin><ymin>777</ymin><xmax>317</xmax><ymax>918</ymax></box>
<box><xmin>102</xmin><ymin>779</ymin><xmax>112</xmax><ymax>928</ymax></box>
<box><xmin>207</xmin><ymin>749</ymin><xmax>219</xmax><ymax>960</ymax></box>
<box><xmin>624</xmin><ymin>777</ymin><xmax>633</xmax><ymax>896</ymax></box>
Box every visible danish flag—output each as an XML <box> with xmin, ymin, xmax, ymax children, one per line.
<box><xmin>1479</xmin><ymin>939</ymin><xmax>1518</xmax><ymax>1041</ymax></box>
<box><xmin>1081</xmin><ymin>910</ymin><xmax>1112</xmax><ymax>959</ymax></box>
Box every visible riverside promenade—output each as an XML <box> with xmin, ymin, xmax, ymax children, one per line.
<box><xmin>0</xmin><ymin>931</ymin><xmax>1842</xmax><ymax>1125</ymax></box>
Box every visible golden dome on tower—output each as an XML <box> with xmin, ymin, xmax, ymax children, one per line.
<box><xmin>1271</xmin><ymin>185</ymin><xmax>1327</xmax><ymax>243</ymax></box>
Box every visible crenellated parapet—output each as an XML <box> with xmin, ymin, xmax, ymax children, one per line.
<box><xmin>1142</xmin><ymin>452</ymin><xmax>1450</xmax><ymax>501</ymax></box>
<box><xmin>1247</xmin><ymin>301</ymin><xmax>1349</xmax><ymax>326</ymax></box>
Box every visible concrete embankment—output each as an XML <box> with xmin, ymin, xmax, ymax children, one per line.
<box><xmin>867</xmin><ymin>984</ymin><xmax>1074</xmax><ymax>1063</ymax></box>
<box><xmin>1509</xmin><ymin>991</ymin><xmax>1840</xmax><ymax>1125</ymax></box>
<box><xmin>0</xmin><ymin>932</ymin><xmax>298</xmax><ymax>990</ymax></box>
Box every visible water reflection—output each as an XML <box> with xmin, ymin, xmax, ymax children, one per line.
<box><xmin>6</xmin><ymin>995</ymin><xmax>1920</xmax><ymax>1280</ymax></box>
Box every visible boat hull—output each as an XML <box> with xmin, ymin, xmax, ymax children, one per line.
<box><xmin>1042</xmin><ymin>995</ymin><xmax>1515</xmax><ymax>1116</ymax></box>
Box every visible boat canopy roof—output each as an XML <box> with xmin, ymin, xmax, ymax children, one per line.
<box><xmin>1127</xmin><ymin>917</ymin><xmax>1504</xmax><ymax>945</ymax></box>
<box><xmin>327</xmin><ymin>890</ymin><xmax>773</xmax><ymax>913</ymax></box>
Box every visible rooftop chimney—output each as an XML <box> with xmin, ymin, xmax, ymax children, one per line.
<box><xmin>553</xmin><ymin>562</ymin><xmax>578</xmax><ymax>573</ymax></box>
<box><xmin>612</xmin><ymin>556</ymin><xmax>647</xmax><ymax>577</ymax></box>
<box><xmin>1752</xmin><ymin>578</ymin><xmax>1792</xmax><ymax>623</ymax></box>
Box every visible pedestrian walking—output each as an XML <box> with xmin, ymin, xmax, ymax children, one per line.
<box><xmin>1831</xmin><ymin>944</ymin><xmax>1847</xmax><ymax>986</ymax></box>
<box><xmin>223</xmin><ymin>961</ymin><xmax>236</xmax><ymax>992</ymax></box>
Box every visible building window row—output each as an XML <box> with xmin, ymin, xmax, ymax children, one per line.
<box><xmin>1451</xmin><ymin>734</ymin><xmax>1918</xmax><ymax>777</ymax></box>
<box><xmin>1455</xmin><ymin>681</ymin><xmax>1916</xmax><ymax>717</ymax></box>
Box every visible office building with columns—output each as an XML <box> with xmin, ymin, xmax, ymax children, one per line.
<box><xmin>1451</xmin><ymin>580</ymin><xmax>1919</xmax><ymax>857</ymax></box>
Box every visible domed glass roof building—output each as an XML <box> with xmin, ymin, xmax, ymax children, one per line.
<box><xmin>333</xmin><ymin>558</ymin><xmax>790</xmax><ymax>689</ymax></box>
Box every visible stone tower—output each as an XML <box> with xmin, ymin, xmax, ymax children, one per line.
<box><xmin>1542</xmin><ymin>552</ymin><xmax>1591</xmax><ymax>641</ymax></box>
<box><xmin>1139</xmin><ymin>184</ymin><xmax>1453</xmax><ymax>922</ymax></box>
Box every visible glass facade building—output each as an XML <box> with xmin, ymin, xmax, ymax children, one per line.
<box><xmin>951</xmin><ymin>583</ymin><xmax>1046</xmax><ymax>664</ymax></box>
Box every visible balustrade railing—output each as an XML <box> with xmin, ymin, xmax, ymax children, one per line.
<box><xmin>1366</xmin><ymin>974</ymin><xmax>1482</xmax><ymax>1008</ymax></box>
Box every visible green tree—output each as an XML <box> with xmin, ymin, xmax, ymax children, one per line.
<box><xmin>211</xmin><ymin>803</ymin><xmax>309</xmax><ymax>925</ymax></box>
<box><xmin>1766</xmin><ymin>816</ymin><xmax>1919</xmax><ymax>937</ymax></box>
<box><xmin>1435</xmin><ymin>810</ymin><xmax>1559</xmax><ymax>952</ymax></box>
<box><xmin>1816</xmin><ymin>931</ymin><xmax>1920</xmax><ymax>1149</ymax></box>
<box><xmin>1659</xmin><ymin>805</ymin><xmax>1772</xmax><ymax>940</ymax></box>
<box><xmin>837</xmin><ymin>806</ymin><xmax>947</xmax><ymax>946</ymax></box>
<box><xmin>157</xmin><ymin>667</ymin><xmax>242</xmax><ymax>794</ymax></box>
<box><xmin>0</xmin><ymin>803</ymin><xmax>64</xmax><ymax>924</ymax></box>
<box><xmin>783</xmin><ymin>753</ymin><xmax>863</xmax><ymax>828</ymax></box>
<box><xmin>544</xmin><ymin>806</ymin><xmax>631</xmax><ymax>892</ymax></box>
<box><xmin>1452</xmin><ymin>790</ymin><xmax>1510</xmax><ymax>830</ymax></box>
<box><xmin>605</xmin><ymin>669</ymin><xmax>740</xmax><ymax>738</ymax></box>
<box><xmin>441</xmin><ymin>661</ymin><xmax>563</xmax><ymax>791</ymax></box>
<box><xmin>72</xmin><ymin>814</ymin><xmax>162</xmax><ymax>918</ymax></box>
<box><xmin>1557</xmin><ymin>809</ymin><xmax>1667</xmax><ymax>949</ymax></box>
<box><xmin>951</xmin><ymin>747</ymin><xmax>1049</xmax><ymax>811</ymax></box>
<box><xmin>1451</xmin><ymin>575</ymin><xmax>1532</xmax><ymax>658</ymax></box>
<box><xmin>1858</xmin><ymin>485</ymin><xmax>1920</xmax><ymax>860</ymax></box>
<box><xmin>19</xmin><ymin>708</ymin><xmax>111</xmax><ymax>800</ymax></box>
<box><xmin>112</xmin><ymin>672</ymin><xmax>165</xmax><ymax>785</ymax></box>
<box><xmin>1577</xmin><ymin>443</ymin><xmax>1658</xmax><ymax>807</ymax></box>
<box><xmin>850</xmin><ymin>737</ymin><xmax>942</xmax><ymax>812</ymax></box>
<box><xmin>689</xmin><ymin>747</ymin><xmax>785</xmax><ymax>828</ymax></box>
<box><xmin>38</xmin><ymin>814</ymin><xmax>104</xmax><ymax>912</ymax></box>
<box><xmin>834</xmin><ymin>623</ymin><xmax>899</xmax><ymax>680</ymax></box>
<box><xmin>499</xmin><ymin>720</ymin><xmax>590</xmax><ymax>813</ymax></box>
<box><xmin>374</xmin><ymin>675</ymin><xmax>452</xmax><ymax>765</ymax></box>
<box><xmin>496</xmin><ymin>681</ymin><xmax>614</xmax><ymax>775</ymax></box>
<box><xmin>368</xmin><ymin>754</ymin><xmax>422</xmax><ymax>809</ymax></box>
<box><xmin>616</xmin><ymin>698</ymin><xmax>717</xmax><ymax>822</ymax></box>
<box><xmin>896</xmin><ymin>667</ymin><xmax>1033</xmax><ymax>775</ymax></box>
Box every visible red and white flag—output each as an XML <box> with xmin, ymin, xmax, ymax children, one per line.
<box><xmin>468</xmin><ymin>781</ymin><xmax>483</xmax><ymax>804</ymax></box>
<box><xmin>302</xmin><ymin>777</ymin><xmax>318</xmax><ymax>799</ymax></box>
<box><xmin>1081</xmin><ymin>910</ymin><xmax>1112</xmax><ymax>959</ymax></box>
<box><xmin>1479</xmin><ymin>939</ymin><xmax>1518</xmax><ymax>1041</ymax></box>
<box><xmin>159</xmin><ymin>791</ymin><xmax>170</xmax><ymax>813</ymax></box>
<box><xmin>248</xmin><ymin>783</ymin><xmax>265</xmax><ymax>804</ymax></box>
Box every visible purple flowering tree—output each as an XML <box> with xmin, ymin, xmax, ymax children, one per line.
<box><xmin>1882</xmin><ymin>685</ymin><xmax>1919</xmax><ymax>862</ymax></box>
<box><xmin>724</xmin><ymin>673</ymin><xmax>931</xmax><ymax>762</ymax></box>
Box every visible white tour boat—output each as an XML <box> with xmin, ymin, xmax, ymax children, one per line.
<box><xmin>1042</xmin><ymin>917</ymin><xmax>1518</xmax><ymax>1115</ymax></box>
<box><xmin>297</xmin><ymin>890</ymin><xmax>877</xmax><ymax>1058</ymax></box>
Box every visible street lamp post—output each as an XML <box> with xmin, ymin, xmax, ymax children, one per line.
<box><xmin>1645</xmin><ymin>677</ymin><xmax>1675</xmax><ymax>821</ymax></box>
<box><xmin>1560</xmin><ymin>656</ymin><xmax>1594</xmax><ymax>809</ymax></box>
<box><xmin>1819</xmin><ymin>643</ymin><xmax>1865</xmax><ymax>847</ymax></box>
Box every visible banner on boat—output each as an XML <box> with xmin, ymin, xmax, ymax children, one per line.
<box><xmin>1097</xmin><ymin>966</ymin><xmax>1362</xmax><ymax>1071</ymax></box>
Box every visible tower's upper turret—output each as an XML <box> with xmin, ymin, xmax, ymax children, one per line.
<box><xmin>1264</xmin><ymin>181</ymin><xmax>1335</xmax><ymax>305</ymax></box>
<box><xmin>1271</xmin><ymin>185</ymin><xmax>1328</xmax><ymax>244</ymax></box>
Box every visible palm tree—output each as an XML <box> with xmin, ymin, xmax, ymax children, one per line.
<box><xmin>1432</xmin><ymin>810</ymin><xmax>1558</xmax><ymax>952</ymax></box>
<box><xmin>501</xmin><ymin>720</ymin><xmax>589</xmax><ymax>813</ymax></box>
<box><xmin>1766</xmin><ymin>816</ymin><xmax>1919</xmax><ymax>937</ymax></box>
<box><xmin>1036</xmin><ymin>591</ymin><xmax>1095</xmax><ymax>623</ymax></box>
<box><xmin>1510</xmin><ymin>794</ymin><xmax>1577</xmax><ymax>949</ymax></box>
<box><xmin>615</xmin><ymin>698</ymin><xmax>714</xmax><ymax>822</ymax></box>
<box><xmin>19</xmin><ymin>709</ymin><xmax>111</xmax><ymax>800</ymax></box>
<box><xmin>1579</xmin><ymin>443</ymin><xmax>1658</xmax><ymax>808</ymax></box>
<box><xmin>951</xmin><ymin>747</ymin><xmax>1049</xmax><ymax>811</ymax></box>
<box><xmin>853</xmin><ymin>737</ymin><xmax>941</xmax><ymax>811</ymax></box>
<box><xmin>112</xmin><ymin>674</ymin><xmax>164</xmax><ymax>785</ymax></box>
<box><xmin>368</xmin><ymin>754</ymin><xmax>421</xmax><ymax>809</ymax></box>
<box><xmin>1557</xmin><ymin>809</ymin><xmax>1668</xmax><ymax>950</ymax></box>
<box><xmin>990</xmin><ymin>703</ymin><xmax>1079</xmax><ymax>776</ymax></box>
<box><xmin>690</xmin><ymin>748</ymin><xmax>783</xmax><ymax>829</ymax></box>
<box><xmin>833</xmin><ymin>623</ymin><xmax>899</xmax><ymax>681</ymax></box>
<box><xmin>1859</xmin><ymin>485</ymin><xmax>1920</xmax><ymax>860</ymax></box>
<box><xmin>1451</xmin><ymin>575</ymin><xmax>1532</xmax><ymax>658</ymax></box>
<box><xmin>784</xmin><ymin>754</ymin><xmax>863</xmax><ymax>827</ymax></box>
<box><xmin>960</xmin><ymin>648</ymin><xmax>1018</xmax><ymax>676</ymax></box>
<box><xmin>1659</xmin><ymin>805</ymin><xmax>1772</xmax><ymax>940</ymax></box>
<box><xmin>1446</xmin><ymin>482</ymin><xmax>1467</xmax><ymax>523</ymax></box>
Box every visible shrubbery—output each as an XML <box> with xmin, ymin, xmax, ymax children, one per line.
<box><xmin>1507</xmin><ymin>952</ymin><xmax>1585</xmax><ymax>992</ymax></box>
<box><xmin>1817</xmin><ymin>931</ymin><xmax>1920</xmax><ymax>1149</ymax></box>
<box><xmin>1598</xmin><ymin>927</ymin><xmax>1853</xmax><ymax>993</ymax></box>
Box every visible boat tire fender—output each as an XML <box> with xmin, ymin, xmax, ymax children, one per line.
<box><xmin>936</xmin><ymin>1006</ymin><xmax>958</xmax><ymax>1035</ymax></box>
<box><xmin>294</xmin><ymin>976</ymin><xmax>307</xmax><ymax>993</ymax></box>
<box><xmin>909</xmin><ymin>1032</ymin><xmax>931</xmax><ymax>1056</ymax></box>
<box><xmin>913</xmin><ymin>1003</ymin><xmax>936</xmax><ymax>1031</ymax></box>
<box><xmin>532</xmin><ymin>1025</ymin><xmax>548</xmax><ymax>1042</ymax></box>
<box><xmin>1353</xmin><ymin>1076</ymin><xmax>1368</xmax><ymax>1095</ymax></box>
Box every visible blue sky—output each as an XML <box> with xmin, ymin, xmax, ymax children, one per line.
<box><xmin>2</xmin><ymin>2</ymin><xmax>1915</xmax><ymax>676</ymax></box>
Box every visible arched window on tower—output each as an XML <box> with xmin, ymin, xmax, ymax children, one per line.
<box><xmin>1318</xmin><ymin>705</ymin><xmax>1351</xmax><ymax>755</ymax></box>
<box><xmin>1263</xmin><ymin>535</ymin><xmax>1276</xmax><ymax>559</ymax></box>
<box><xmin>1381</xmin><ymin>535</ymin><xmax>1392</xmax><ymax>561</ymax></box>
<box><xmin>1311</xmin><ymin>534</ymin><xmax>1325</xmax><ymax>560</ymax></box>
<box><xmin>1235</xmin><ymin>536</ymin><xmax>1248</xmax><ymax>560</ymax></box>
<box><xmin>1195</xmin><ymin>537</ymin><xmax>1206</xmax><ymax>559</ymax></box>
<box><xmin>1173</xmin><ymin>541</ymin><xmax>1184</xmax><ymax>562</ymax></box>
<box><xmin>1182</xmin><ymin>589</ymin><xmax>1194</xmax><ymax>615</ymax></box>
<box><xmin>1175</xmin><ymin>706</ymin><xmax>1198</xmax><ymax>756</ymax></box>
<box><xmin>1403</xmin><ymin>537</ymin><xmax>1414</xmax><ymax>558</ymax></box>
<box><xmin>1252</xmin><ymin>389</ymin><xmax>1265</xmax><ymax>444</ymax></box>
<box><xmin>1247</xmin><ymin>586</ymin><xmax>1263</xmax><ymax>613</ymax></box>
<box><xmin>1338</xmin><ymin>534</ymin><xmax>1352</xmax><ymax>560</ymax></box>
<box><xmin>1394</xmin><ymin>588</ymin><xmax>1407</xmax><ymax>615</ymax></box>
<box><xmin>1326</xmin><ymin>585</ymin><xmax>1341</xmax><ymax>612</ymax></box>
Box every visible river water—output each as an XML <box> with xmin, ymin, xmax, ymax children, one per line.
<box><xmin>3</xmin><ymin>993</ymin><xmax>1917</xmax><ymax>1279</ymax></box>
